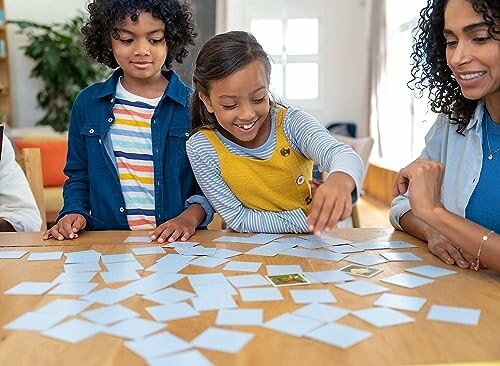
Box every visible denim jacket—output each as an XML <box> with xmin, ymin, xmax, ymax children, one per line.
<box><xmin>59</xmin><ymin>69</ymin><xmax>213</xmax><ymax>230</ymax></box>
<box><xmin>390</xmin><ymin>102</ymin><xmax>485</xmax><ymax>230</ymax></box>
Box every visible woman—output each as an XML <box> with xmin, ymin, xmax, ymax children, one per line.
<box><xmin>390</xmin><ymin>0</ymin><xmax>500</xmax><ymax>272</ymax></box>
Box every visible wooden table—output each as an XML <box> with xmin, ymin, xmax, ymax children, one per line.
<box><xmin>0</xmin><ymin>229</ymin><xmax>499</xmax><ymax>366</ymax></box>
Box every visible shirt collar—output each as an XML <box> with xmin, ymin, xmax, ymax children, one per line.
<box><xmin>465</xmin><ymin>100</ymin><xmax>485</xmax><ymax>132</ymax></box>
<box><xmin>94</xmin><ymin>68</ymin><xmax>190</xmax><ymax>107</ymax></box>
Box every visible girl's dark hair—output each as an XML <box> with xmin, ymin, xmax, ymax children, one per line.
<box><xmin>191</xmin><ymin>31</ymin><xmax>272</xmax><ymax>131</ymax></box>
<box><xmin>410</xmin><ymin>0</ymin><xmax>499</xmax><ymax>133</ymax></box>
<box><xmin>82</xmin><ymin>0</ymin><xmax>197</xmax><ymax>69</ymax></box>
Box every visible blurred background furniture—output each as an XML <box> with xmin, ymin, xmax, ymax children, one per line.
<box><xmin>8</xmin><ymin>126</ymin><xmax>66</xmax><ymax>226</ymax></box>
<box><xmin>15</xmin><ymin>147</ymin><xmax>46</xmax><ymax>230</ymax></box>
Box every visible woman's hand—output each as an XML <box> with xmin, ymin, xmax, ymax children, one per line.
<box><xmin>393</xmin><ymin>159</ymin><xmax>445</xmax><ymax>221</ymax></box>
<box><xmin>425</xmin><ymin>228</ymin><xmax>477</xmax><ymax>269</ymax></box>
<box><xmin>43</xmin><ymin>214</ymin><xmax>87</xmax><ymax>240</ymax></box>
<box><xmin>307</xmin><ymin>172</ymin><xmax>354</xmax><ymax>235</ymax></box>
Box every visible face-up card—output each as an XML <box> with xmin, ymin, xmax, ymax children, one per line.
<box><xmin>340</xmin><ymin>264</ymin><xmax>383</xmax><ymax>278</ymax></box>
<box><xmin>266</xmin><ymin>272</ymin><xmax>310</xmax><ymax>287</ymax></box>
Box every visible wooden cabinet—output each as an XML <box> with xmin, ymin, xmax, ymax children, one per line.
<box><xmin>0</xmin><ymin>0</ymin><xmax>11</xmax><ymax>125</ymax></box>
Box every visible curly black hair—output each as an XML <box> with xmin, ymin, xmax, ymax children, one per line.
<box><xmin>81</xmin><ymin>0</ymin><xmax>197</xmax><ymax>69</ymax></box>
<box><xmin>410</xmin><ymin>0</ymin><xmax>499</xmax><ymax>133</ymax></box>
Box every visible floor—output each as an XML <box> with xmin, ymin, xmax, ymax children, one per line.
<box><xmin>338</xmin><ymin>195</ymin><xmax>391</xmax><ymax>229</ymax></box>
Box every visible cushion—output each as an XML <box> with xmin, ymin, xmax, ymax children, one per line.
<box><xmin>14</xmin><ymin>138</ymin><xmax>68</xmax><ymax>187</ymax></box>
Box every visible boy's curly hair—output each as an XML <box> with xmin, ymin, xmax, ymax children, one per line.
<box><xmin>82</xmin><ymin>0</ymin><xmax>197</xmax><ymax>69</ymax></box>
<box><xmin>410</xmin><ymin>0</ymin><xmax>499</xmax><ymax>133</ymax></box>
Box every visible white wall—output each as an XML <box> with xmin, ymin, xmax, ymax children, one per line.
<box><xmin>5</xmin><ymin>0</ymin><xmax>371</xmax><ymax>136</ymax></box>
<box><xmin>5</xmin><ymin>0</ymin><xmax>87</xmax><ymax>127</ymax></box>
<box><xmin>225</xmin><ymin>0</ymin><xmax>371</xmax><ymax>136</ymax></box>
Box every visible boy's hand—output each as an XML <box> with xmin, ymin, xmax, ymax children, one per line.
<box><xmin>43</xmin><ymin>214</ymin><xmax>87</xmax><ymax>240</ymax></box>
<box><xmin>149</xmin><ymin>204</ymin><xmax>205</xmax><ymax>243</ymax></box>
<box><xmin>307</xmin><ymin>172</ymin><xmax>354</xmax><ymax>235</ymax></box>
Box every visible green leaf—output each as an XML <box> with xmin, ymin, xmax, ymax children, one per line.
<box><xmin>9</xmin><ymin>12</ymin><xmax>108</xmax><ymax>131</ymax></box>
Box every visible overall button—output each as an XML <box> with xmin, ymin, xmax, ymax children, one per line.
<box><xmin>108</xmin><ymin>118</ymin><xmax>113</xmax><ymax>123</ymax></box>
<box><xmin>119</xmin><ymin>207</ymin><xmax>125</xmax><ymax>213</ymax></box>
<box><xmin>89</xmin><ymin>128</ymin><xmax>95</xmax><ymax>134</ymax></box>
<box><xmin>296</xmin><ymin>175</ymin><xmax>305</xmax><ymax>185</ymax></box>
<box><xmin>184</xmin><ymin>132</ymin><xmax>190</xmax><ymax>137</ymax></box>
<box><xmin>304</xmin><ymin>195</ymin><xmax>312</xmax><ymax>205</ymax></box>
<box><xmin>280</xmin><ymin>147</ymin><xmax>290</xmax><ymax>157</ymax></box>
<box><xmin>98</xmin><ymin>139</ymin><xmax>102</xmax><ymax>144</ymax></box>
<box><xmin>110</xmin><ymin>98</ymin><xmax>115</xmax><ymax>103</ymax></box>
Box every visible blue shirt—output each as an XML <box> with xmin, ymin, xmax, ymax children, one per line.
<box><xmin>59</xmin><ymin>69</ymin><xmax>213</xmax><ymax>230</ymax></box>
<box><xmin>390</xmin><ymin>101</ymin><xmax>492</xmax><ymax>231</ymax></box>
<box><xmin>465</xmin><ymin>110</ymin><xmax>500</xmax><ymax>232</ymax></box>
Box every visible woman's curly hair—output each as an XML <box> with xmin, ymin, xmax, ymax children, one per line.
<box><xmin>81</xmin><ymin>0</ymin><xmax>197</xmax><ymax>69</ymax></box>
<box><xmin>410</xmin><ymin>0</ymin><xmax>499</xmax><ymax>133</ymax></box>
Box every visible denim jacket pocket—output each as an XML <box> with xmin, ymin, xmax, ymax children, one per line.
<box><xmin>168</xmin><ymin>127</ymin><xmax>190</xmax><ymax>139</ymax></box>
<box><xmin>80</xmin><ymin>124</ymin><xmax>107</xmax><ymax>169</ymax></box>
<box><xmin>166</xmin><ymin>127</ymin><xmax>190</xmax><ymax>170</ymax></box>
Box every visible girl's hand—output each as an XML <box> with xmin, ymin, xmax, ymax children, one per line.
<box><xmin>307</xmin><ymin>172</ymin><xmax>354</xmax><ymax>235</ymax></box>
<box><xmin>43</xmin><ymin>214</ymin><xmax>87</xmax><ymax>240</ymax></box>
<box><xmin>309</xmin><ymin>178</ymin><xmax>323</xmax><ymax>196</ymax></box>
<box><xmin>393</xmin><ymin>159</ymin><xmax>445</xmax><ymax>221</ymax></box>
<box><xmin>148</xmin><ymin>204</ymin><xmax>205</xmax><ymax>243</ymax></box>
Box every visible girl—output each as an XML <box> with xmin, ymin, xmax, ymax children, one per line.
<box><xmin>43</xmin><ymin>0</ymin><xmax>212</xmax><ymax>242</ymax></box>
<box><xmin>391</xmin><ymin>0</ymin><xmax>500</xmax><ymax>272</ymax></box>
<box><xmin>187</xmin><ymin>31</ymin><xmax>364</xmax><ymax>234</ymax></box>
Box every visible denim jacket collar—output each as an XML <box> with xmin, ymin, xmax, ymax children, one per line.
<box><xmin>94</xmin><ymin>68</ymin><xmax>189</xmax><ymax>107</ymax></box>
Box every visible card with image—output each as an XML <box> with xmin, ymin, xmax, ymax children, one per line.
<box><xmin>340</xmin><ymin>264</ymin><xmax>383</xmax><ymax>278</ymax></box>
<box><xmin>266</xmin><ymin>272</ymin><xmax>310</xmax><ymax>287</ymax></box>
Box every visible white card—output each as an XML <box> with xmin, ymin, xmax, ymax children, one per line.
<box><xmin>226</xmin><ymin>274</ymin><xmax>269</xmax><ymax>288</ymax></box>
<box><xmin>305</xmin><ymin>322</ymin><xmax>371</xmax><ymax>349</ymax></box>
<box><xmin>104</xmin><ymin>318</ymin><xmax>165</xmax><ymax>339</ymax></box>
<box><xmin>42</xmin><ymin>319</ymin><xmax>102</xmax><ymax>343</ymax></box>
<box><xmin>146</xmin><ymin>302</ymin><xmax>199</xmax><ymax>322</ymax></box>
<box><xmin>0</xmin><ymin>250</ymin><xmax>28</xmax><ymax>259</ymax></box>
<box><xmin>48</xmin><ymin>282</ymin><xmax>97</xmax><ymax>296</ymax></box>
<box><xmin>380</xmin><ymin>252</ymin><xmax>422</xmax><ymax>262</ymax></box>
<box><xmin>374</xmin><ymin>293</ymin><xmax>427</xmax><ymax>312</ymax></box>
<box><xmin>290</xmin><ymin>289</ymin><xmax>336</xmax><ymax>304</ymax></box>
<box><xmin>346</xmin><ymin>253</ymin><xmax>388</xmax><ymax>266</ymax></box>
<box><xmin>27</xmin><ymin>251</ymin><xmax>63</xmax><ymax>261</ymax></box>
<box><xmin>5</xmin><ymin>281</ymin><xmax>55</xmax><ymax>295</ymax></box>
<box><xmin>352</xmin><ymin>307</ymin><xmax>415</xmax><ymax>327</ymax></box>
<box><xmin>125</xmin><ymin>331</ymin><xmax>190</xmax><ymax>360</ymax></box>
<box><xmin>264</xmin><ymin>313</ymin><xmax>324</xmax><ymax>336</ymax></box>
<box><xmin>336</xmin><ymin>280</ymin><xmax>390</xmax><ymax>296</ymax></box>
<box><xmin>293</xmin><ymin>303</ymin><xmax>350</xmax><ymax>322</ymax></box>
<box><xmin>239</xmin><ymin>287</ymin><xmax>283</xmax><ymax>302</ymax></box>
<box><xmin>215</xmin><ymin>308</ymin><xmax>263</xmax><ymax>326</ymax></box>
<box><xmin>131</xmin><ymin>246</ymin><xmax>165</xmax><ymax>255</ymax></box>
<box><xmin>82</xmin><ymin>304</ymin><xmax>139</xmax><ymax>325</ymax></box>
<box><xmin>223</xmin><ymin>260</ymin><xmax>262</xmax><ymax>273</ymax></box>
<box><xmin>81</xmin><ymin>287</ymin><xmax>135</xmax><ymax>305</ymax></box>
<box><xmin>405</xmin><ymin>265</ymin><xmax>457</xmax><ymax>278</ymax></box>
<box><xmin>381</xmin><ymin>273</ymin><xmax>434</xmax><ymax>288</ymax></box>
<box><xmin>427</xmin><ymin>305</ymin><xmax>480</xmax><ymax>325</ymax></box>
<box><xmin>191</xmin><ymin>327</ymin><xmax>254</xmax><ymax>354</ymax></box>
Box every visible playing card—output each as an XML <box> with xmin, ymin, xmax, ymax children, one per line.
<box><xmin>265</xmin><ymin>272</ymin><xmax>310</xmax><ymax>287</ymax></box>
<box><xmin>340</xmin><ymin>264</ymin><xmax>383</xmax><ymax>278</ymax></box>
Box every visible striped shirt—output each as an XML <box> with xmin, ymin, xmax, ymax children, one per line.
<box><xmin>110</xmin><ymin>79</ymin><xmax>160</xmax><ymax>230</ymax></box>
<box><xmin>186</xmin><ymin>105</ymin><xmax>364</xmax><ymax>233</ymax></box>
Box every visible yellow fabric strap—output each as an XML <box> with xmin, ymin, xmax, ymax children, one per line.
<box><xmin>202</xmin><ymin>106</ymin><xmax>313</xmax><ymax>213</ymax></box>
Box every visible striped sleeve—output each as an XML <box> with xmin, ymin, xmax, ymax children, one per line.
<box><xmin>186</xmin><ymin>132</ymin><xmax>309</xmax><ymax>233</ymax></box>
<box><xmin>283</xmin><ymin>107</ymin><xmax>364</xmax><ymax>202</ymax></box>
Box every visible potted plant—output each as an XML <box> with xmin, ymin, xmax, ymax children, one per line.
<box><xmin>9</xmin><ymin>13</ymin><xmax>108</xmax><ymax>132</ymax></box>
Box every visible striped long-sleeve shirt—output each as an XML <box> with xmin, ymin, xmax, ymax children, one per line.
<box><xmin>186</xmin><ymin>105</ymin><xmax>363</xmax><ymax>233</ymax></box>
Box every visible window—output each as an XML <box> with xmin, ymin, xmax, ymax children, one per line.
<box><xmin>372</xmin><ymin>0</ymin><xmax>437</xmax><ymax>170</ymax></box>
<box><xmin>251</xmin><ymin>17</ymin><xmax>320</xmax><ymax>102</ymax></box>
